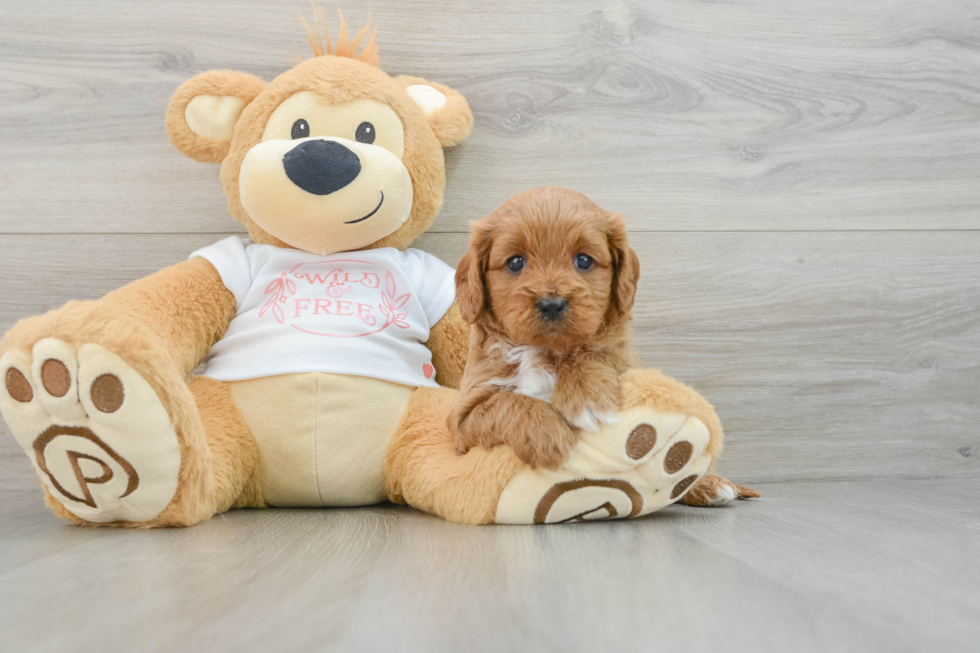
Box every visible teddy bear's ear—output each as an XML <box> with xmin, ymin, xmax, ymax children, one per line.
<box><xmin>395</xmin><ymin>76</ymin><xmax>474</xmax><ymax>148</ymax></box>
<box><xmin>166</xmin><ymin>70</ymin><xmax>267</xmax><ymax>164</ymax></box>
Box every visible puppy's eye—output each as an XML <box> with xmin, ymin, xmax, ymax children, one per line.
<box><xmin>291</xmin><ymin>119</ymin><xmax>310</xmax><ymax>140</ymax></box>
<box><xmin>574</xmin><ymin>254</ymin><xmax>595</xmax><ymax>271</ymax></box>
<box><xmin>506</xmin><ymin>256</ymin><xmax>525</xmax><ymax>274</ymax></box>
<box><xmin>355</xmin><ymin>121</ymin><xmax>376</xmax><ymax>144</ymax></box>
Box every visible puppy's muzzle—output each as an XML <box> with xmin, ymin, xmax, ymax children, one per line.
<box><xmin>283</xmin><ymin>139</ymin><xmax>361</xmax><ymax>196</ymax></box>
<box><xmin>536</xmin><ymin>297</ymin><xmax>569</xmax><ymax>322</ymax></box>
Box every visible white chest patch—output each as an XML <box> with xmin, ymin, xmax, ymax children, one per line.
<box><xmin>486</xmin><ymin>344</ymin><xmax>557</xmax><ymax>403</ymax></box>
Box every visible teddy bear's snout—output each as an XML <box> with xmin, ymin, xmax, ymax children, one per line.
<box><xmin>282</xmin><ymin>139</ymin><xmax>362</xmax><ymax>196</ymax></box>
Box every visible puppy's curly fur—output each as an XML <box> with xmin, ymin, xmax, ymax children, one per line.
<box><xmin>449</xmin><ymin>187</ymin><xmax>641</xmax><ymax>469</ymax></box>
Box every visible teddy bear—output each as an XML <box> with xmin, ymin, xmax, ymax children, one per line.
<box><xmin>0</xmin><ymin>13</ymin><xmax>754</xmax><ymax>528</ymax></box>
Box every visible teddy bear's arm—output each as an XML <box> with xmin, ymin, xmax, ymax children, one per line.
<box><xmin>425</xmin><ymin>303</ymin><xmax>470</xmax><ymax>389</ymax></box>
<box><xmin>100</xmin><ymin>258</ymin><xmax>237</xmax><ymax>374</ymax></box>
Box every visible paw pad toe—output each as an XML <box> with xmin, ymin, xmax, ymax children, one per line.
<box><xmin>90</xmin><ymin>374</ymin><xmax>124</xmax><ymax>413</ymax></box>
<box><xmin>664</xmin><ymin>441</ymin><xmax>694</xmax><ymax>474</ymax></box>
<box><xmin>41</xmin><ymin>359</ymin><xmax>71</xmax><ymax>397</ymax></box>
<box><xmin>625</xmin><ymin>423</ymin><xmax>657</xmax><ymax>459</ymax></box>
<box><xmin>671</xmin><ymin>474</ymin><xmax>699</xmax><ymax>499</ymax></box>
<box><xmin>5</xmin><ymin>367</ymin><xmax>33</xmax><ymax>403</ymax></box>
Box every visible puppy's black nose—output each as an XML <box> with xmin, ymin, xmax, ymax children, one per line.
<box><xmin>283</xmin><ymin>139</ymin><xmax>361</xmax><ymax>196</ymax></box>
<box><xmin>536</xmin><ymin>297</ymin><xmax>569</xmax><ymax>322</ymax></box>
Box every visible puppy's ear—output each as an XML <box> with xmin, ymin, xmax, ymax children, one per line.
<box><xmin>455</xmin><ymin>221</ymin><xmax>494</xmax><ymax>324</ymax></box>
<box><xmin>166</xmin><ymin>70</ymin><xmax>267</xmax><ymax>164</ymax></box>
<box><xmin>607</xmin><ymin>213</ymin><xmax>640</xmax><ymax>317</ymax></box>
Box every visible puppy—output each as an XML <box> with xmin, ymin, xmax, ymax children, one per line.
<box><xmin>449</xmin><ymin>186</ymin><xmax>641</xmax><ymax>469</ymax></box>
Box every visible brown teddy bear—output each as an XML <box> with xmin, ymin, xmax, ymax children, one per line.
<box><xmin>0</xmin><ymin>13</ymin><xmax>754</xmax><ymax>527</ymax></box>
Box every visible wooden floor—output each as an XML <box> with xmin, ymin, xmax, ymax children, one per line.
<box><xmin>1</xmin><ymin>479</ymin><xmax>978</xmax><ymax>652</ymax></box>
<box><xmin>1</xmin><ymin>0</ymin><xmax>978</xmax><ymax>650</ymax></box>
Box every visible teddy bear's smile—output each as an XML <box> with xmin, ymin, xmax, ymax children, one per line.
<box><xmin>344</xmin><ymin>191</ymin><xmax>384</xmax><ymax>224</ymax></box>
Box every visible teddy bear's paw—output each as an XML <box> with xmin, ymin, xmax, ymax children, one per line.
<box><xmin>494</xmin><ymin>406</ymin><xmax>711</xmax><ymax>524</ymax></box>
<box><xmin>0</xmin><ymin>339</ymin><xmax>181</xmax><ymax>523</ymax></box>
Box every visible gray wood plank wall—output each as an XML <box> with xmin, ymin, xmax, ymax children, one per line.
<box><xmin>1</xmin><ymin>0</ymin><xmax>978</xmax><ymax>487</ymax></box>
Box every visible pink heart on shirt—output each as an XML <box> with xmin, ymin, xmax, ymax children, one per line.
<box><xmin>423</xmin><ymin>364</ymin><xmax>434</xmax><ymax>379</ymax></box>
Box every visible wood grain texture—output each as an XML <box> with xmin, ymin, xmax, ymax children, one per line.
<box><xmin>1</xmin><ymin>0</ymin><xmax>979</xmax><ymax>233</ymax></box>
<box><xmin>1</xmin><ymin>232</ymin><xmax>977</xmax><ymax>484</ymax></box>
<box><xmin>0</xmin><ymin>479</ymin><xmax>977</xmax><ymax>652</ymax></box>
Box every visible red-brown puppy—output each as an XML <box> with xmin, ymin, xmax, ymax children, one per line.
<box><xmin>450</xmin><ymin>187</ymin><xmax>641</xmax><ymax>469</ymax></box>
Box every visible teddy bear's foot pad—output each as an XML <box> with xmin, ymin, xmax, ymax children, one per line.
<box><xmin>495</xmin><ymin>407</ymin><xmax>711</xmax><ymax>524</ymax></box>
<box><xmin>0</xmin><ymin>339</ymin><xmax>180</xmax><ymax>523</ymax></box>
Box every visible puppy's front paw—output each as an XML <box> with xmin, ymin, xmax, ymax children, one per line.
<box><xmin>568</xmin><ymin>407</ymin><xmax>620</xmax><ymax>432</ymax></box>
<box><xmin>452</xmin><ymin>423</ymin><xmax>483</xmax><ymax>457</ymax></box>
<box><xmin>552</xmin><ymin>374</ymin><xmax>623</xmax><ymax>433</ymax></box>
<box><xmin>506</xmin><ymin>420</ymin><xmax>578</xmax><ymax>470</ymax></box>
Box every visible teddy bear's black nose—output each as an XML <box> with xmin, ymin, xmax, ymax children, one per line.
<box><xmin>282</xmin><ymin>139</ymin><xmax>361</xmax><ymax>196</ymax></box>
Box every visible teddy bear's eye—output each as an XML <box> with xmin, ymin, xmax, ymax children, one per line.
<box><xmin>291</xmin><ymin>119</ymin><xmax>310</xmax><ymax>140</ymax></box>
<box><xmin>506</xmin><ymin>256</ymin><xmax>525</xmax><ymax>274</ymax></box>
<box><xmin>355</xmin><ymin>121</ymin><xmax>376</xmax><ymax>144</ymax></box>
<box><xmin>574</xmin><ymin>254</ymin><xmax>594</xmax><ymax>271</ymax></box>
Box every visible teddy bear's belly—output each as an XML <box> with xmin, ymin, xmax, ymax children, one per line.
<box><xmin>227</xmin><ymin>372</ymin><xmax>414</xmax><ymax>507</ymax></box>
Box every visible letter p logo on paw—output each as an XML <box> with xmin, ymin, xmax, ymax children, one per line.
<box><xmin>33</xmin><ymin>426</ymin><xmax>139</xmax><ymax>510</ymax></box>
<box><xmin>0</xmin><ymin>341</ymin><xmax>182</xmax><ymax>524</ymax></box>
<box><xmin>533</xmin><ymin>479</ymin><xmax>643</xmax><ymax>524</ymax></box>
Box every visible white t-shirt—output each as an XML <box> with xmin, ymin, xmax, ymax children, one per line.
<box><xmin>190</xmin><ymin>236</ymin><xmax>456</xmax><ymax>387</ymax></box>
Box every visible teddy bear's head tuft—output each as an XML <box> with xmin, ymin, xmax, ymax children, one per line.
<box><xmin>299</xmin><ymin>6</ymin><xmax>380</xmax><ymax>67</ymax></box>
<box><xmin>165</xmin><ymin>16</ymin><xmax>472</xmax><ymax>255</ymax></box>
